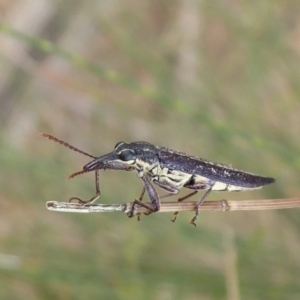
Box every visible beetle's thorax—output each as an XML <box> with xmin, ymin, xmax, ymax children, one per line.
<box><xmin>115</xmin><ymin>142</ymin><xmax>192</xmax><ymax>189</ymax></box>
<box><xmin>132</xmin><ymin>158</ymin><xmax>191</xmax><ymax>189</ymax></box>
<box><xmin>114</xmin><ymin>141</ymin><xmax>159</xmax><ymax>176</ymax></box>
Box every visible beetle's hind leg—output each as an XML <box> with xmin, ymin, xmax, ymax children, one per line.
<box><xmin>171</xmin><ymin>191</ymin><xmax>198</xmax><ymax>223</ymax></box>
<box><xmin>172</xmin><ymin>176</ymin><xmax>214</xmax><ymax>226</ymax></box>
<box><xmin>189</xmin><ymin>188</ymin><xmax>212</xmax><ymax>226</ymax></box>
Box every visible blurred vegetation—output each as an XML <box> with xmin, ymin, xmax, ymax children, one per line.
<box><xmin>0</xmin><ymin>0</ymin><xmax>300</xmax><ymax>299</ymax></box>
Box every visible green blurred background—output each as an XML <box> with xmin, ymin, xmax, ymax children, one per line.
<box><xmin>0</xmin><ymin>1</ymin><xmax>300</xmax><ymax>299</ymax></box>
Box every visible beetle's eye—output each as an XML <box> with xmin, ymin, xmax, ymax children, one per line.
<box><xmin>114</xmin><ymin>141</ymin><xmax>125</xmax><ymax>150</ymax></box>
<box><xmin>118</xmin><ymin>150</ymin><xmax>136</xmax><ymax>161</ymax></box>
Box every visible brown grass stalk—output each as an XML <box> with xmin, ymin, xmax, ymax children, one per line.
<box><xmin>46</xmin><ymin>198</ymin><xmax>300</xmax><ymax>214</ymax></box>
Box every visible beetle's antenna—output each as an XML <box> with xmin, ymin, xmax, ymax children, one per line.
<box><xmin>40</xmin><ymin>133</ymin><xmax>97</xmax><ymax>159</ymax></box>
<box><xmin>68</xmin><ymin>170</ymin><xmax>90</xmax><ymax>180</ymax></box>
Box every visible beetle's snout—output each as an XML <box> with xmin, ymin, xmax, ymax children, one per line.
<box><xmin>83</xmin><ymin>160</ymin><xmax>102</xmax><ymax>171</ymax></box>
<box><xmin>83</xmin><ymin>152</ymin><xmax>117</xmax><ymax>171</ymax></box>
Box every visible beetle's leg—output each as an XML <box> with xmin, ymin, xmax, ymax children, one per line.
<box><xmin>152</xmin><ymin>179</ymin><xmax>180</xmax><ymax>198</ymax></box>
<box><xmin>171</xmin><ymin>191</ymin><xmax>198</xmax><ymax>222</ymax></box>
<box><xmin>135</xmin><ymin>186</ymin><xmax>146</xmax><ymax>221</ymax></box>
<box><xmin>190</xmin><ymin>187</ymin><xmax>213</xmax><ymax>227</ymax></box>
<box><xmin>69</xmin><ymin>170</ymin><xmax>101</xmax><ymax>205</ymax></box>
<box><xmin>152</xmin><ymin>180</ymin><xmax>184</xmax><ymax>222</ymax></box>
<box><xmin>128</xmin><ymin>176</ymin><xmax>160</xmax><ymax>218</ymax></box>
<box><xmin>132</xmin><ymin>180</ymin><xmax>178</xmax><ymax>220</ymax></box>
<box><xmin>152</xmin><ymin>179</ymin><xmax>206</xmax><ymax>223</ymax></box>
<box><xmin>152</xmin><ymin>179</ymin><xmax>212</xmax><ymax>224</ymax></box>
<box><xmin>171</xmin><ymin>181</ymin><xmax>211</xmax><ymax>223</ymax></box>
<box><xmin>68</xmin><ymin>164</ymin><xmax>130</xmax><ymax>205</ymax></box>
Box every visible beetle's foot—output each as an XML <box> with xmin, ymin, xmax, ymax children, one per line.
<box><xmin>190</xmin><ymin>220</ymin><xmax>197</xmax><ymax>227</ymax></box>
<box><xmin>69</xmin><ymin>193</ymin><xmax>100</xmax><ymax>205</ymax></box>
<box><xmin>190</xmin><ymin>215</ymin><xmax>198</xmax><ymax>227</ymax></box>
<box><xmin>127</xmin><ymin>201</ymin><xmax>137</xmax><ymax>218</ymax></box>
<box><xmin>171</xmin><ymin>211</ymin><xmax>179</xmax><ymax>223</ymax></box>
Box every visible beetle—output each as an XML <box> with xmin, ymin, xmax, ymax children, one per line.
<box><xmin>42</xmin><ymin>134</ymin><xmax>275</xmax><ymax>225</ymax></box>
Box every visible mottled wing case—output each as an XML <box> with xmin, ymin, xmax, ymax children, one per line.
<box><xmin>156</xmin><ymin>147</ymin><xmax>275</xmax><ymax>188</ymax></box>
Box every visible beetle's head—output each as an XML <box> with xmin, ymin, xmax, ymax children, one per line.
<box><xmin>82</xmin><ymin>141</ymin><xmax>158</xmax><ymax>173</ymax></box>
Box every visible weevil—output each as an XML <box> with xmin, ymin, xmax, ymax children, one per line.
<box><xmin>42</xmin><ymin>134</ymin><xmax>275</xmax><ymax>225</ymax></box>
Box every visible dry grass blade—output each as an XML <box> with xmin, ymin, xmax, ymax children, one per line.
<box><xmin>46</xmin><ymin>198</ymin><xmax>300</xmax><ymax>214</ymax></box>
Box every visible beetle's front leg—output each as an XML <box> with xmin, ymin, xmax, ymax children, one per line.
<box><xmin>69</xmin><ymin>163</ymin><xmax>131</xmax><ymax>206</ymax></box>
<box><xmin>128</xmin><ymin>176</ymin><xmax>160</xmax><ymax>218</ymax></box>
<box><xmin>69</xmin><ymin>170</ymin><xmax>101</xmax><ymax>205</ymax></box>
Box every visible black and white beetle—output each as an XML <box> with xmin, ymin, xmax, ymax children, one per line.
<box><xmin>42</xmin><ymin>134</ymin><xmax>275</xmax><ymax>225</ymax></box>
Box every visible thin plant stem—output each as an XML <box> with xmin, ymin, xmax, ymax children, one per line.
<box><xmin>46</xmin><ymin>198</ymin><xmax>300</xmax><ymax>214</ymax></box>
